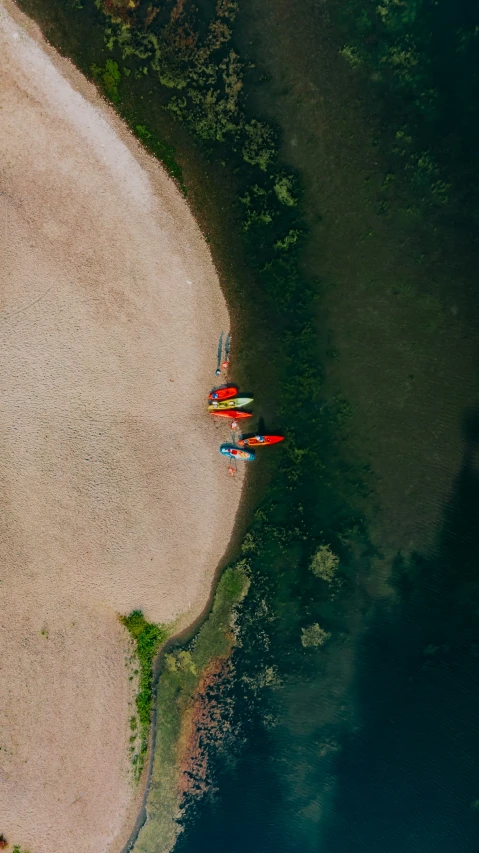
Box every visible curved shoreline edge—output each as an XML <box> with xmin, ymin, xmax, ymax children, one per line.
<box><xmin>118</xmin><ymin>483</ymin><xmax>252</xmax><ymax>853</ymax></box>
<box><xmin>113</xmin><ymin>476</ymin><xmax>251</xmax><ymax>853</ymax></box>
<box><xmin>0</xmin><ymin>2</ymin><xmax>245</xmax><ymax>851</ymax></box>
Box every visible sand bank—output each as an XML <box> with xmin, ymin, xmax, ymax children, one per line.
<box><xmin>0</xmin><ymin>2</ymin><xmax>242</xmax><ymax>851</ymax></box>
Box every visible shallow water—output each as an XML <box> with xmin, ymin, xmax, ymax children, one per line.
<box><xmin>172</xmin><ymin>1</ymin><xmax>479</xmax><ymax>851</ymax></box>
<box><xmin>175</xmin><ymin>429</ymin><xmax>479</xmax><ymax>853</ymax></box>
<box><xmin>11</xmin><ymin>0</ymin><xmax>479</xmax><ymax>848</ymax></box>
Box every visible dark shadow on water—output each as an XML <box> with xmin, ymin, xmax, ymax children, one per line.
<box><xmin>256</xmin><ymin>415</ymin><xmax>266</xmax><ymax>434</ymax></box>
<box><xmin>170</xmin><ymin>408</ymin><xmax>479</xmax><ymax>853</ymax></box>
<box><xmin>320</xmin><ymin>406</ymin><xmax>479</xmax><ymax>853</ymax></box>
<box><xmin>171</xmin><ymin>408</ymin><xmax>479</xmax><ymax>853</ymax></box>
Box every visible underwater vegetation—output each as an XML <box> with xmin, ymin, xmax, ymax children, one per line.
<box><xmin>132</xmin><ymin>566</ymin><xmax>249</xmax><ymax>853</ymax></box>
<box><xmin>12</xmin><ymin>0</ymin><xmax>379</xmax><ymax>840</ymax></box>
<box><xmin>336</xmin><ymin>0</ymin><xmax>479</xmax><ymax>231</ymax></box>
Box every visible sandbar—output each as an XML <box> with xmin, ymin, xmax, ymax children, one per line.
<box><xmin>0</xmin><ymin>3</ymin><xmax>242</xmax><ymax>851</ymax></box>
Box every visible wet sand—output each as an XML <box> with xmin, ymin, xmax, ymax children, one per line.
<box><xmin>0</xmin><ymin>2</ymin><xmax>242</xmax><ymax>851</ymax></box>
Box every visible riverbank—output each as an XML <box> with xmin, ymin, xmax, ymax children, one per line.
<box><xmin>173</xmin><ymin>3</ymin><xmax>479</xmax><ymax>852</ymax></box>
<box><xmin>12</xmin><ymin>0</ymin><xmax>479</xmax><ymax>851</ymax></box>
<box><xmin>4</xmin><ymin>1</ymin><xmax>375</xmax><ymax>849</ymax></box>
<box><xmin>125</xmin><ymin>564</ymin><xmax>249</xmax><ymax>853</ymax></box>
<box><xmin>0</xmin><ymin>2</ymin><xmax>242</xmax><ymax>851</ymax></box>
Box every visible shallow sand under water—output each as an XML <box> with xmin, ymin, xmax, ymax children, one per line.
<box><xmin>0</xmin><ymin>3</ymin><xmax>242</xmax><ymax>851</ymax></box>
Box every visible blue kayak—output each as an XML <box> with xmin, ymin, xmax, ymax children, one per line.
<box><xmin>219</xmin><ymin>443</ymin><xmax>255</xmax><ymax>462</ymax></box>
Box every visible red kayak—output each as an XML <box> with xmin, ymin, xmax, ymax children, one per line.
<box><xmin>237</xmin><ymin>435</ymin><xmax>284</xmax><ymax>447</ymax></box>
<box><xmin>209</xmin><ymin>384</ymin><xmax>238</xmax><ymax>401</ymax></box>
<box><xmin>209</xmin><ymin>409</ymin><xmax>252</xmax><ymax>420</ymax></box>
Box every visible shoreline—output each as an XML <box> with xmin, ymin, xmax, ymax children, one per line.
<box><xmin>117</xmin><ymin>482</ymin><xmax>251</xmax><ymax>853</ymax></box>
<box><xmin>9</xmin><ymin>0</ymin><xmax>479</xmax><ymax>850</ymax></box>
<box><xmin>126</xmin><ymin>565</ymin><xmax>250</xmax><ymax>853</ymax></box>
<box><xmin>0</xmin><ymin>3</ymin><xmax>244</xmax><ymax>851</ymax></box>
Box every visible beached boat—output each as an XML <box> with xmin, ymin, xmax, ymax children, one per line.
<box><xmin>237</xmin><ymin>435</ymin><xmax>284</xmax><ymax>447</ymax></box>
<box><xmin>209</xmin><ymin>409</ymin><xmax>252</xmax><ymax>419</ymax></box>
<box><xmin>208</xmin><ymin>384</ymin><xmax>238</xmax><ymax>401</ymax></box>
<box><xmin>220</xmin><ymin>444</ymin><xmax>255</xmax><ymax>462</ymax></box>
<box><xmin>208</xmin><ymin>396</ymin><xmax>253</xmax><ymax>411</ymax></box>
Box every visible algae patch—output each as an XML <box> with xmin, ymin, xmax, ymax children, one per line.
<box><xmin>132</xmin><ymin>564</ymin><xmax>249</xmax><ymax>853</ymax></box>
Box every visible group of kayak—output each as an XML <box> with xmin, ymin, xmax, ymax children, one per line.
<box><xmin>208</xmin><ymin>381</ymin><xmax>284</xmax><ymax>466</ymax></box>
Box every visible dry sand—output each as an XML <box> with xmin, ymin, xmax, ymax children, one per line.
<box><xmin>0</xmin><ymin>3</ymin><xmax>243</xmax><ymax>851</ymax></box>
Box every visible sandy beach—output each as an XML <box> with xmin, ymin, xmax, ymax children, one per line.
<box><xmin>0</xmin><ymin>2</ymin><xmax>242</xmax><ymax>851</ymax></box>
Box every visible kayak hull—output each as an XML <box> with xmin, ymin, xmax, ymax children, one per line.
<box><xmin>237</xmin><ymin>435</ymin><xmax>284</xmax><ymax>447</ymax></box>
<box><xmin>208</xmin><ymin>396</ymin><xmax>253</xmax><ymax>411</ymax></box>
<box><xmin>220</xmin><ymin>444</ymin><xmax>255</xmax><ymax>462</ymax></box>
<box><xmin>209</xmin><ymin>409</ymin><xmax>252</xmax><ymax>419</ymax></box>
<box><xmin>208</xmin><ymin>384</ymin><xmax>238</xmax><ymax>401</ymax></box>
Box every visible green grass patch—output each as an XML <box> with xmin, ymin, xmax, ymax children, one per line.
<box><xmin>11</xmin><ymin>0</ymin><xmax>378</xmax><ymax>838</ymax></box>
<box><xmin>120</xmin><ymin>610</ymin><xmax>169</xmax><ymax>780</ymax></box>
<box><xmin>133</xmin><ymin>564</ymin><xmax>249</xmax><ymax>853</ymax></box>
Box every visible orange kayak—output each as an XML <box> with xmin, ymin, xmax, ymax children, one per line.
<box><xmin>209</xmin><ymin>409</ymin><xmax>252</xmax><ymax>420</ymax></box>
<box><xmin>237</xmin><ymin>435</ymin><xmax>284</xmax><ymax>447</ymax></box>
<box><xmin>209</xmin><ymin>384</ymin><xmax>238</xmax><ymax>401</ymax></box>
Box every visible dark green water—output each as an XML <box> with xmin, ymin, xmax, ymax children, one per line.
<box><xmin>174</xmin><ymin>422</ymin><xmax>479</xmax><ymax>853</ymax></box>
<box><xmin>12</xmin><ymin>0</ymin><xmax>479</xmax><ymax>848</ymax></box>
<box><xmin>172</xmin><ymin>1</ymin><xmax>479</xmax><ymax>851</ymax></box>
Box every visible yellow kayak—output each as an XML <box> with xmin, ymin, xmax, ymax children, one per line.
<box><xmin>208</xmin><ymin>396</ymin><xmax>253</xmax><ymax>411</ymax></box>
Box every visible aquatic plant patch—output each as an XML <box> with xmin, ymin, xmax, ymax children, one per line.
<box><xmin>132</xmin><ymin>564</ymin><xmax>249</xmax><ymax>853</ymax></box>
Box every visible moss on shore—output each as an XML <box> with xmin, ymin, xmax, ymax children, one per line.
<box><xmin>133</xmin><ymin>564</ymin><xmax>249</xmax><ymax>853</ymax></box>
<box><xmin>120</xmin><ymin>611</ymin><xmax>169</xmax><ymax>780</ymax></box>
<box><xmin>13</xmin><ymin>0</ymin><xmax>479</xmax><ymax>846</ymax></box>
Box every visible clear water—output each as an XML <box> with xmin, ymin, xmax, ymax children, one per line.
<box><xmin>14</xmin><ymin>0</ymin><xmax>479</xmax><ymax>848</ymax></box>
<box><xmin>173</xmin><ymin>0</ymin><xmax>479</xmax><ymax>850</ymax></box>
<box><xmin>175</xmin><ymin>429</ymin><xmax>479</xmax><ymax>853</ymax></box>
